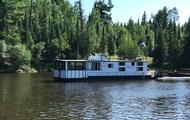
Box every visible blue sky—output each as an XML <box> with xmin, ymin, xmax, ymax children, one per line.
<box><xmin>69</xmin><ymin>0</ymin><xmax>190</xmax><ymax>24</ymax></box>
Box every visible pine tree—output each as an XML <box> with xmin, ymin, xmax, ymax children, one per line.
<box><xmin>94</xmin><ymin>0</ymin><xmax>113</xmax><ymax>55</ymax></box>
<box><xmin>182</xmin><ymin>18</ymin><xmax>190</xmax><ymax>67</ymax></box>
<box><xmin>152</xmin><ymin>7</ymin><xmax>169</xmax><ymax>68</ymax></box>
<box><xmin>141</xmin><ymin>11</ymin><xmax>147</xmax><ymax>25</ymax></box>
<box><xmin>0</xmin><ymin>0</ymin><xmax>7</xmax><ymax>39</ymax></box>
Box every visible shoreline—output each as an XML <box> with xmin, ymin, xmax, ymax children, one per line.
<box><xmin>1</xmin><ymin>69</ymin><xmax>190</xmax><ymax>77</ymax></box>
<box><xmin>0</xmin><ymin>68</ymin><xmax>50</xmax><ymax>74</ymax></box>
<box><xmin>0</xmin><ymin>71</ymin><xmax>52</xmax><ymax>74</ymax></box>
<box><xmin>159</xmin><ymin>69</ymin><xmax>190</xmax><ymax>77</ymax></box>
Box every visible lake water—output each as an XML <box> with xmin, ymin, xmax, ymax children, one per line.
<box><xmin>1</xmin><ymin>73</ymin><xmax>190</xmax><ymax>120</ymax></box>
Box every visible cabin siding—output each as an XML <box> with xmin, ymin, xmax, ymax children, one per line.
<box><xmin>66</xmin><ymin>70</ymin><xmax>86</xmax><ymax>79</ymax></box>
<box><xmin>54</xmin><ymin>70</ymin><xmax>59</xmax><ymax>78</ymax></box>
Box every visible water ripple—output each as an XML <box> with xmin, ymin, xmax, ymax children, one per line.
<box><xmin>1</xmin><ymin>74</ymin><xmax>190</xmax><ymax>119</ymax></box>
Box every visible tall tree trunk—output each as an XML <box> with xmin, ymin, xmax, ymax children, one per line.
<box><xmin>29</xmin><ymin>0</ymin><xmax>33</xmax><ymax>29</ymax></box>
<box><xmin>76</xmin><ymin>18</ymin><xmax>80</xmax><ymax>59</ymax></box>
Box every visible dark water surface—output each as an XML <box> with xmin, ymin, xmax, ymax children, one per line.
<box><xmin>1</xmin><ymin>73</ymin><xmax>190</xmax><ymax>120</ymax></box>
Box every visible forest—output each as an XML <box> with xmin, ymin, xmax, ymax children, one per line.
<box><xmin>0</xmin><ymin>0</ymin><xmax>190</xmax><ymax>72</ymax></box>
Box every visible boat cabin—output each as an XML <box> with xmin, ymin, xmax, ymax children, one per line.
<box><xmin>54</xmin><ymin>54</ymin><xmax>154</xmax><ymax>80</ymax></box>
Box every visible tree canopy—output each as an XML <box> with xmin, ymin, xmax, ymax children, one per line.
<box><xmin>0</xmin><ymin>0</ymin><xmax>190</xmax><ymax>72</ymax></box>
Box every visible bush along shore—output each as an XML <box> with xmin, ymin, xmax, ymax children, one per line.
<box><xmin>0</xmin><ymin>65</ymin><xmax>37</xmax><ymax>73</ymax></box>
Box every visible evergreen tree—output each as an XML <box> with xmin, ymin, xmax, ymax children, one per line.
<box><xmin>0</xmin><ymin>0</ymin><xmax>7</xmax><ymax>39</ymax></box>
<box><xmin>152</xmin><ymin>7</ymin><xmax>168</xmax><ymax>68</ymax></box>
<box><xmin>117</xmin><ymin>28</ymin><xmax>138</xmax><ymax>58</ymax></box>
<box><xmin>182</xmin><ymin>18</ymin><xmax>190</xmax><ymax>67</ymax></box>
<box><xmin>94</xmin><ymin>0</ymin><xmax>113</xmax><ymax>55</ymax></box>
<box><xmin>141</xmin><ymin>11</ymin><xmax>147</xmax><ymax>25</ymax></box>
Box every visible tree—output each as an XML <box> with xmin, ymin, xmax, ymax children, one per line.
<box><xmin>117</xmin><ymin>28</ymin><xmax>138</xmax><ymax>58</ymax></box>
<box><xmin>74</xmin><ymin>0</ymin><xmax>85</xmax><ymax>59</ymax></box>
<box><xmin>182</xmin><ymin>18</ymin><xmax>190</xmax><ymax>67</ymax></box>
<box><xmin>141</xmin><ymin>11</ymin><xmax>147</xmax><ymax>25</ymax></box>
<box><xmin>94</xmin><ymin>0</ymin><xmax>113</xmax><ymax>54</ymax></box>
<box><xmin>152</xmin><ymin>7</ymin><xmax>169</xmax><ymax>68</ymax></box>
<box><xmin>9</xmin><ymin>44</ymin><xmax>31</xmax><ymax>71</ymax></box>
<box><xmin>0</xmin><ymin>0</ymin><xmax>7</xmax><ymax>39</ymax></box>
<box><xmin>0</xmin><ymin>40</ymin><xmax>9</xmax><ymax>69</ymax></box>
<box><xmin>31</xmin><ymin>42</ymin><xmax>45</xmax><ymax>69</ymax></box>
<box><xmin>168</xmin><ymin>7</ymin><xmax>179</xmax><ymax>22</ymax></box>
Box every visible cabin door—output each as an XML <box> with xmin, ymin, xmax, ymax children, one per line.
<box><xmin>92</xmin><ymin>62</ymin><xmax>101</xmax><ymax>71</ymax></box>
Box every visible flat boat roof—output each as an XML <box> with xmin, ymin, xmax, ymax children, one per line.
<box><xmin>56</xmin><ymin>59</ymin><xmax>148</xmax><ymax>62</ymax></box>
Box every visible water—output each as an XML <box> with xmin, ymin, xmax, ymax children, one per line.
<box><xmin>1</xmin><ymin>73</ymin><xmax>190</xmax><ymax>120</ymax></box>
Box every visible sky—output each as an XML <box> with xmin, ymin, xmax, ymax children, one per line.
<box><xmin>69</xmin><ymin>0</ymin><xmax>190</xmax><ymax>24</ymax></box>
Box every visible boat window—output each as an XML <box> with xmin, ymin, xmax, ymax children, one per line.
<box><xmin>137</xmin><ymin>67</ymin><xmax>143</xmax><ymax>71</ymax></box>
<box><xmin>119</xmin><ymin>67</ymin><xmax>125</xmax><ymax>71</ymax></box>
<box><xmin>54</xmin><ymin>61</ymin><xmax>65</xmax><ymax>70</ymax></box>
<box><xmin>68</xmin><ymin>62</ymin><xmax>86</xmax><ymax>70</ymax></box>
<box><xmin>119</xmin><ymin>62</ymin><xmax>125</xmax><ymax>66</ymax></box>
<box><xmin>92</xmin><ymin>62</ymin><xmax>101</xmax><ymax>71</ymax></box>
<box><xmin>108</xmin><ymin>63</ymin><xmax>114</xmax><ymax>68</ymax></box>
<box><xmin>54</xmin><ymin>62</ymin><xmax>58</xmax><ymax>69</ymax></box>
<box><xmin>137</xmin><ymin>62</ymin><xmax>143</xmax><ymax>66</ymax></box>
<box><xmin>68</xmin><ymin>62</ymin><xmax>75</xmax><ymax>70</ymax></box>
<box><xmin>75</xmin><ymin>62</ymin><xmax>85</xmax><ymax>70</ymax></box>
<box><xmin>131</xmin><ymin>62</ymin><xmax>135</xmax><ymax>66</ymax></box>
<box><xmin>60</xmin><ymin>62</ymin><xmax>65</xmax><ymax>70</ymax></box>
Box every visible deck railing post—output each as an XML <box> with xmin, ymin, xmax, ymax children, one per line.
<box><xmin>66</xmin><ymin>61</ymin><xmax>68</xmax><ymax>78</ymax></box>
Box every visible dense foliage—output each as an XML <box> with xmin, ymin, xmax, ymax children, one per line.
<box><xmin>0</xmin><ymin>0</ymin><xmax>190</xmax><ymax>72</ymax></box>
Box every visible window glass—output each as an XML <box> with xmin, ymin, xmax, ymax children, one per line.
<box><xmin>76</xmin><ymin>62</ymin><xmax>85</xmax><ymax>70</ymax></box>
<box><xmin>68</xmin><ymin>62</ymin><xmax>86</xmax><ymax>70</ymax></box>
<box><xmin>119</xmin><ymin>62</ymin><xmax>125</xmax><ymax>66</ymax></box>
<box><xmin>131</xmin><ymin>62</ymin><xmax>135</xmax><ymax>66</ymax></box>
<box><xmin>54</xmin><ymin>61</ymin><xmax>65</xmax><ymax>70</ymax></box>
<box><xmin>92</xmin><ymin>62</ymin><xmax>101</xmax><ymax>71</ymax></box>
<box><xmin>108</xmin><ymin>63</ymin><xmax>114</xmax><ymax>68</ymax></box>
<box><xmin>68</xmin><ymin>62</ymin><xmax>75</xmax><ymax>70</ymax></box>
<box><xmin>137</xmin><ymin>67</ymin><xmax>143</xmax><ymax>71</ymax></box>
<box><xmin>137</xmin><ymin>62</ymin><xmax>143</xmax><ymax>66</ymax></box>
<box><xmin>119</xmin><ymin>67</ymin><xmax>125</xmax><ymax>71</ymax></box>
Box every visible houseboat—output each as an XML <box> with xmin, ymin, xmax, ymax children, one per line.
<box><xmin>54</xmin><ymin>54</ymin><xmax>157</xmax><ymax>81</ymax></box>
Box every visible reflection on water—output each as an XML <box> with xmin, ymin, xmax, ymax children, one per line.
<box><xmin>1</xmin><ymin>73</ymin><xmax>190</xmax><ymax>120</ymax></box>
